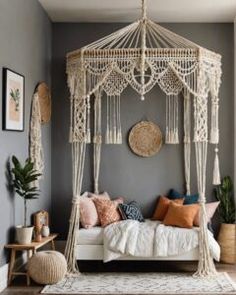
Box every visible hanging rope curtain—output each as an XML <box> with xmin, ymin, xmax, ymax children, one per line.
<box><xmin>65</xmin><ymin>0</ymin><xmax>222</xmax><ymax>277</ymax></box>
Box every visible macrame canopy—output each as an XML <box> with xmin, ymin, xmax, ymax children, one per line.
<box><xmin>65</xmin><ymin>0</ymin><xmax>222</xmax><ymax>277</ymax></box>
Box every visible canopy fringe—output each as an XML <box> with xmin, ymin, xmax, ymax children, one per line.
<box><xmin>165</xmin><ymin>95</ymin><xmax>179</xmax><ymax>144</ymax></box>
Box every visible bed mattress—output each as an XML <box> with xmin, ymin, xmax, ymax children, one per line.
<box><xmin>76</xmin><ymin>221</ymin><xmax>220</xmax><ymax>261</ymax></box>
<box><xmin>77</xmin><ymin>226</ymin><xmax>104</xmax><ymax>245</ymax></box>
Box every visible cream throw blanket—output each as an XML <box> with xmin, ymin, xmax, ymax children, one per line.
<box><xmin>103</xmin><ymin>220</ymin><xmax>220</xmax><ymax>262</ymax></box>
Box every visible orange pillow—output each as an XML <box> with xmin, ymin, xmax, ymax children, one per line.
<box><xmin>163</xmin><ymin>202</ymin><xmax>200</xmax><ymax>229</ymax></box>
<box><xmin>152</xmin><ymin>196</ymin><xmax>184</xmax><ymax>221</ymax></box>
<box><xmin>93</xmin><ymin>198</ymin><xmax>122</xmax><ymax>227</ymax></box>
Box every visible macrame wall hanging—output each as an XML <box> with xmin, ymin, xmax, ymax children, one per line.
<box><xmin>29</xmin><ymin>82</ymin><xmax>51</xmax><ymax>186</ymax></box>
<box><xmin>65</xmin><ymin>0</ymin><xmax>222</xmax><ymax>277</ymax></box>
<box><xmin>29</xmin><ymin>92</ymin><xmax>44</xmax><ymax>187</ymax></box>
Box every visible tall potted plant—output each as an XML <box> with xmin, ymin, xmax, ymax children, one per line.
<box><xmin>215</xmin><ymin>176</ymin><xmax>236</xmax><ymax>263</ymax></box>
<box><xmin>11</xmin><ymin>156</ymin><xmax>41</xmax><ymax>244</ymax></box>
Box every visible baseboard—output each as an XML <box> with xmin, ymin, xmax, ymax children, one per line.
<box><xmin>0</xmin><ymin>263</ymin><xmax>8</xmax><ymax>292</ymax></box>
<box><xmin>0</xmin><ymin>253</ymin><xmax>27</xmax><ymax>292</ymax></box>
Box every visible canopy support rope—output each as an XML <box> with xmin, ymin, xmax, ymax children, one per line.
<box><xmin>183</xmin><ymin>88</ymin><xmax>191</xmax><ymax>194</ymax></box>
<box><xmin>64</xmin><ymin>142</ymin><xmax>86</xmax><ymax>274</ymax></box>
<box><xmin>94</xmin><ymin>89</ymin><xmax>102</xmax><ymax>194</ymax></box>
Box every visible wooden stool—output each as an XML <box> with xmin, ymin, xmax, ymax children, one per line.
<box><xmin>5</xmin><ymin>233</ymin><xmax>58</xmax><ymax>286</ymax></box>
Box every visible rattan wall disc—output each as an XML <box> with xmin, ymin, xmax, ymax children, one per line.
<box><xmin>129</xmin><ymin>121</ymin><xmax>162</xmax><ymax>157</ymax></box>
<box><xmin>36</xmin><ymin>82</ymin><xmax>51</xmax><ymax>124</ymax></box>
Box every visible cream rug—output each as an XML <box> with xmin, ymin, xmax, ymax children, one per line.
<box><xmin>41</xmin><ymin>272</ymin><xmax>236</xmax><ymax>294</ymax></box>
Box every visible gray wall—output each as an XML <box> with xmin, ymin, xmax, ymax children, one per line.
<box><xmin>52</xmin><ymin>23</ymin><xmax>234</xmax><ymax>238</ymax></box>
<box><xmin>0</xmin><ymin>0</ymin><xmax>51</xmax><ymax>266</ymax></box>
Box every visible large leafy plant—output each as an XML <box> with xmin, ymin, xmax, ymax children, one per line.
<box><xmin>11</xmin><ymin>156</ymin><xmax>41</xmax><ymax>227</ymax></box>
<box><xmin>214</xmin><ymin>176</ymin><xmax>236</xmax><ymax>224</ymax></box>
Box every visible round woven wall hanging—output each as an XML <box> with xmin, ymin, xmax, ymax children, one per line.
<box><xmin>128</xmin><ymin>121</ymin><xmax>162</xmax><ymax>157</ymax></box>
<box><xmin>36</xmin><ymin>82</ymin><xmax>51</xmax><ymax>124</ymax></box>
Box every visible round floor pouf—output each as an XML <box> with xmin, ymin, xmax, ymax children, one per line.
<box><xmin>28</xmin><ymin>251</ymin><xmax>67</xmax><ymax>284</ymax></box>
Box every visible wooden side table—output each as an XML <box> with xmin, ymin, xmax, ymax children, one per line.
<box><xmin>5</xmin><ymin>233</ymin><xmax>58</xmax><ymax>286</ymax></box>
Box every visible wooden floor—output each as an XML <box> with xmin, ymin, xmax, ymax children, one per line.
<box><xmin>2</xmin><ymin>262</ymin><xmax>236</xmax><ymax>295</ymax></box>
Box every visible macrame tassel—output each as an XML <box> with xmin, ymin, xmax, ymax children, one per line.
<box><xmin>85</xmin><ymin>95</ymin><xmax>91</xmax><ymax>143</ymax></box>
<box><xmin>69</xmin><ymin>126</ymin><xmax>73</xmax><ymax>143</ymax></box>
<box><xmin>105</xmin><ymin>95</ymin><xmax>122</xmax><ymax>144</ymax></box>
<box><xmin>116</xmin><ymin>95</ymin><xmax>122</xmax><ymax>144</ymax></box>
<box><xmin>210</xmin><ymin>95</ymin><xmax>219</xmax><ymax>144</ymax></box>
<box><xmin>105</xmin><ymin>95</ymin><xmax>110</xmax><ymax>143</ymax></box>
<box><xmin>213</xmin><ymin>147</ymin><xmax>221</xmax><ymax>185</ymax></box>
<box><xmin>165</xmin><ymin>94</ymin><xmax>179</xmax><ymax>144</ymax></box>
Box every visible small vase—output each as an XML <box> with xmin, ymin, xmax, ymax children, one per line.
<box><xmin>41</xmin><ymin>225</ymin><xmax>50</xmax><ymax>237</ymax></box>
<box><xmin>35</xmin><ymin>233</ymin><xmax>42</xmax><ymax>242</ymax></box>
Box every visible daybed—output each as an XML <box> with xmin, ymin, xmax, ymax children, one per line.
<box><xmin>76</xmin><ymin>220</ymin><xmax>220</xmax><ymax>262</ymax></box>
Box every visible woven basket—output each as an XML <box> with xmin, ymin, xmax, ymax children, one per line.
<box><xmin>37</xmin><ymin>82</ymin><xmax>51</xmax><ymax>124</ymax></box>
<box><xmin>28</xmin><ymin>251</ymin><xmax>67</xmax><ymax>284</ymax></box>
<box><xmin>217</xmin><ymin>223</ymin><xmax>236</xmax><ymax>264</ymax></box>
<box><xmin>129</xmin><ymin>121</ymin><xmax>162</xmax><ymax>157</ymax></box>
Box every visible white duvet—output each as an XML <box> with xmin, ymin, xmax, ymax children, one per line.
<box><xmin>103</xmin><ymin>220</ymin><xmax>220</xmax><ymax>262</ymax></box>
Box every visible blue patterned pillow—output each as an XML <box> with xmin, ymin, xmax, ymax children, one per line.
<box><xmin>118</xmin><ymin>201</ymin><xmax>144</xmax><ymax>222</ymax></box>
<box><xmin>168</xmin><ymin>189</ymin><xmax>199</xmax><ymax>205</ymax></box>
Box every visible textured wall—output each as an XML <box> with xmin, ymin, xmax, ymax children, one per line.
<box><xmin>0</xmin><ymin>0</ymin><xmax>51</xmax><ymax>266</ymax></box>
<box><xmin>52</xmin><ymin>23</ymin><xmax>234</xmax><ymax>238</ymax></box>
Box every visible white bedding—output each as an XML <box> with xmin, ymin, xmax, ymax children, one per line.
<box><xmin>77</xmin><ymin>226</ymin><xmax>103</xmax><ymax>245</ymax></box>
<box><xmin>103</xmin><ymin>220</ymin><xmax>220</xmax><ymax>262</ymax></box>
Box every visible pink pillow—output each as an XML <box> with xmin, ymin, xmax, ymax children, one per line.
<box><xmin>193</xmin><ymin>201</ymin><xmax>220</xmax><ymax>226</ymax></box>
<box><xmin>80</xmin><ymin>195</ymin><xmax>99</xmax><ymax>229</ymax></box>
<box><xmin>80</xmin><ymin>192</ymin><xmax>110</xmax><ymax>228</ymax></box>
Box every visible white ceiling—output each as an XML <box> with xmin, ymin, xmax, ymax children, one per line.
<box><xmin>38</xmin><ymin>0</ymin><xmax>236</xmax><ymax>23</ymax></box>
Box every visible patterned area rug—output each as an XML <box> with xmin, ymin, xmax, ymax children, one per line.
<box><xmin>41</xmin><ymin>272</ymin><xmax>236</xmax><ymax>294</ymax></box>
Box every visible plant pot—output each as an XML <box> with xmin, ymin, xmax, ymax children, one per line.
<box><xmin>217</xmin><ymin>223</ymin><xmax>236</xmax><ymax>264</ymax></box>
<box><xmin>16</xmin><ymin>226</ymin><xmax>34</xmax><ymax>245</ymax></box>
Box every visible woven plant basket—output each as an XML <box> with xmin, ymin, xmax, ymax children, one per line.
<box><xmin>217</xmin><ymin>223</ymin><xmax>236</xmax><ymax>264</ymax></box>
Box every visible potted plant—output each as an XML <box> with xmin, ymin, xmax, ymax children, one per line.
<box><xmin>214</xmin><ymin>176</ymin><xmax>236</xmax><ymax>263</ymax></box>
<box><xmin>11</xmin><ymin>156</ymin><xmax>41</xmax><ymax>244</ymax></box>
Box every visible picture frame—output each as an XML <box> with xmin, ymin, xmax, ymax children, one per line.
<box><xmin>34</xmin><ymin>210</ymin><xmax>49</xmax><ymax>231</ymax></box>
<box><xmin>2</xmin><ymin>68</ymin><xmax>25</xmax><ymax>131</ymax></box>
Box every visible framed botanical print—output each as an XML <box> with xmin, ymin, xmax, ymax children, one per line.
<box><xmin>2</xmin><ymin>68</ymin><xmax>25</xmax><ymax>131</ymax></box>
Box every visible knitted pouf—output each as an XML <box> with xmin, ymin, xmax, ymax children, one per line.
<box><xmin>28</xmin><ymin>251</ymin><xmax>67</xmax><ymax>284</ymax></box>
